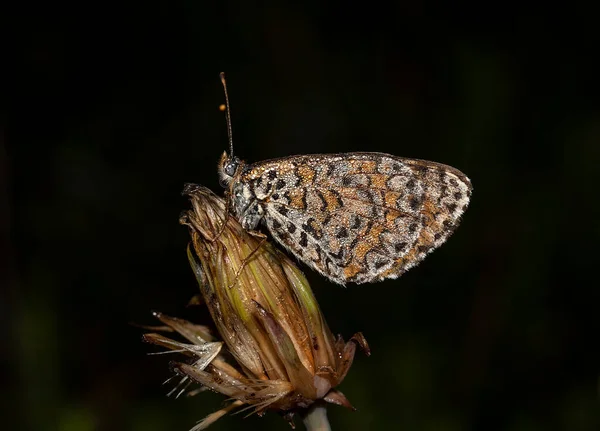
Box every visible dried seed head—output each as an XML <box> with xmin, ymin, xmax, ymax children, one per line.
<box><xmin>144</xmin><ymin>184</ymin><xmax>369</xmax><ymax>430</ymax></box>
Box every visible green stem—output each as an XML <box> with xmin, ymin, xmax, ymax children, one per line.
<box><xmin>303</xmin><ymin>405</ymin><xmax>331</xmax><ymax>431</ymax></box>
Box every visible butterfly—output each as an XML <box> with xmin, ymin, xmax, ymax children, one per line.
<box><xmin>216</xmin><ymin>73</ymin><xmax>472</xmax><ymax>285</ymax></box>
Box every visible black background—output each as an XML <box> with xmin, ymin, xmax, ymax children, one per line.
<box><xmin>5</xmin><ymin>2</ymin><xmax>599</xmax><ymax>430</ymax></box>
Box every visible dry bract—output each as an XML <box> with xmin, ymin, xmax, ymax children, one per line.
<box><xmin>143</xmin><ymin>184</ymin><xmax>369</xmax><ymax>429</ymax></box>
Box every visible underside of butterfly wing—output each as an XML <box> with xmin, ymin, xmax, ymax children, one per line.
<box><xmin>236</xmin><ymin>152</ymin><xmax>472</xmax><ymax>284</ymax></box>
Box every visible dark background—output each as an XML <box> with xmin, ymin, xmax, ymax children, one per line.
<box><xmin>4</xmin><ymin>2</ymin><xmax>599</xmax><ymax>430</ymax></box>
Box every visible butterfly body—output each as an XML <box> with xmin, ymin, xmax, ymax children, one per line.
<box><xmin>218</xmin><ymin>151</ymin><xmax>472</xmax><ymax>285</ymax></box>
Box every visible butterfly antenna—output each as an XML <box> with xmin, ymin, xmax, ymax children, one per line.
<box><xmin>219</xmin><ymin>72</ymin><xmax>234</xmax><ymax>157</ymax></box>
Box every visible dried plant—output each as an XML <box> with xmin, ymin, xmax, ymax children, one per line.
<box><xmin>143</xmin><ymin>184</ymin><xmax>369</xmax><ymax>430</ymax></box>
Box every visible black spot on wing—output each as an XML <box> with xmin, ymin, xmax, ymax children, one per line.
<box><xmin>327</xmin><ymin>163</ymin><xmax>335</xmax><ymax>177</ymax></box>
<box><xmin>283</xmin><ymin>191</ymin><xmax>291</xmax><ymax>205</ymax></box>
<box><xmin>316</xmin><ymin>190</ymin><xmax>328</xmax><ymax>211</ymax></box>
<box><xmin>330</xmin><ymin>189</ymin><xmax>344</xmax><ymax>208</ymax></box>
<box><xmin>409</xmin><ymin>195</ymin><xmax>422</xmax><ymax>211</ymax></box>
<box><xmin>374</xmin><ymin>259</ymin><xmax>388</xmax><ymax>270</ymax></box>
<box><xmin>330</xmin><ymin>249</ymin><xmax>345</xmax><ymax>261</ymax></box>
<box><xmin>277</xmin><ymin>206</ymin><xmax>289</xmax><ymax>217</ymax></box>
<box><xmin>394</xmin><ymin>242</ymin><xmax>407</xmax><ymax>253</ymax></box>
<box><xmin>336</xmin><ymin>227</ymin><xmax>348</xmax><ymax>238</ymax></box>
<box><xmin>301</xmin><ymin>193</ymin><xmax>308</xmax><ymax>210</ymax></box>
<box><xmin>299</xmin><ymin>231</ymin><xmax>308</xmax><ymax>248</ymax></box>
<box><xmin>417</xmin><ymin>244</ymin><xmax>430</xmax><ymax>254</ymax></box>
<box><xmin>302</xmin><ymin>218</ymin><xmax>322</xmax><ymax>240</ymax></box>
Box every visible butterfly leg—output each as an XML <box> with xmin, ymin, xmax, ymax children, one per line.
<box><xmin>205</xmin><ymin>192</ymin><xmax>233</xmax><ymax>243</ymax></box>
<box><xmin>226</xmin><ymin>233</ymin><xmax>268</xmax><ymax>289</ymax></box>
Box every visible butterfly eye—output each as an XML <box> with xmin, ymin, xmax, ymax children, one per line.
<box><xmin>224</xmin><ymin>158</ymin><xmax>239</xmax><ymax>177</ymax></box>
<box><xmin>219</xmin><ymin>156</ymin><xmax>241</xmax><ymax>188</ymax></box>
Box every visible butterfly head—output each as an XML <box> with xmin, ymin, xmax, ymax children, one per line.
<box><xmin>218</xmin><ymin>151</ymin><xmax>261</xmax><ymax>229</ymax></box>
<box><xmin>218</xmin><ymin>151</ymin><xmax>243</xmax><ymax>189</ymax></box>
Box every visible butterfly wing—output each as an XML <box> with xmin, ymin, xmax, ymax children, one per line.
<box><xmin>239</xmin><ymin>152</ymin><xmax>472</xmax><ymax>284</ymax></box>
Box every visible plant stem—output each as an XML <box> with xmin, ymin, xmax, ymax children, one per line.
<box><xmin>303</xmin><ymin>405</ymin><xmax>331</xmax><ymax>431</ymax></box>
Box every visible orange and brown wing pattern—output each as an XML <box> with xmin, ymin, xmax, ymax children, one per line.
<box><xmin>238</xmin><ymin>152</ymin><xmax>472</xmax><ymax>285</ymax></box>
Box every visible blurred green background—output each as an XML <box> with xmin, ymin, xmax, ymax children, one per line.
<box><xmin>5</xmin><ymin>2</ymin><xmax>599</xmax><ymax>430</ymax></box>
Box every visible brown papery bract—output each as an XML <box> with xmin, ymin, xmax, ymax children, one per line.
<box><xmin>143</xmin><ymin>184</ymin><xmax>369</xmax><ymax>430</ymax></box>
